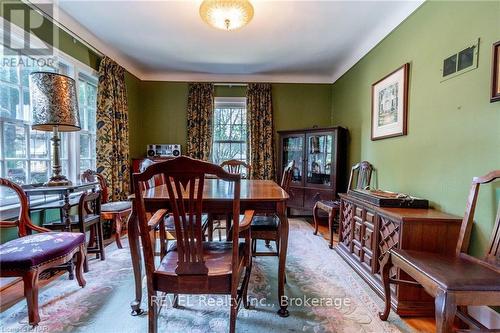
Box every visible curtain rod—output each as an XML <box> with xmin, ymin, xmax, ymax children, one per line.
<box><xmin>24</xmin><ymin>0</ymin><xmax>104</xmax><ymax>58</ymax></box>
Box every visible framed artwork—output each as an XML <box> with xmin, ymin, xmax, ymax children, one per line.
<box><xmin>371</xmin><ymin>63</ymin><xmax>409</xmax><ymax>141</ymax></box>
<box><xmin>491</xmin><ymin>41</ymin><xmax>500</xmax><ymax>103</ymax></box>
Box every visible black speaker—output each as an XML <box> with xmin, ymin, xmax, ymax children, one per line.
<box><xmin>147</xmin><ymin>144</ymin><xmax>156</xmax><ymax>157</ymax></box>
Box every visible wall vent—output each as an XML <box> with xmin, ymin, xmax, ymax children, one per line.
<box><xmin>441</xmin><ymin>39</ymin><xmax>479</xmax><ymax>81</ymax></box>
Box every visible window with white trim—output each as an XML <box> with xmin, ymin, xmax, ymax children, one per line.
<box><xmin>211</xmin><ymin>97</ymin><xmax>248</xmax><ymax>167</ymax></box>
<box><xmin>77</xmin><ymin>73</ymin><xmax>97</xmax><ymax>174</ymax></box>
<box><xmin>0</xmin><ymin>46</ymin><xmax>98</xmax><ymax>205</ymax></box>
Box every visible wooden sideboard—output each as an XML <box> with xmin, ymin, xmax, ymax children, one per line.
<box><xmin>336</xmin><ymin>193</ymin><xmax>462</xmax><ymax>316</ymax></box>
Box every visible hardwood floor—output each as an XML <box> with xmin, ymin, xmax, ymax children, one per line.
<box><xmin>311</xmin><ymin>217</ymin><xmax>437</xmax><ymax>333</ymax></box>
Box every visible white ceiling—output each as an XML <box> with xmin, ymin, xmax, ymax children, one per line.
<box><xmin>50</xmin><ymin>0</ymin><xmax>423</xmax><ymax>83</ymax></box>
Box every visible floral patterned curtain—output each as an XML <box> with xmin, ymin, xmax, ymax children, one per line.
<box><xmin>247</xmin><ymin>83</ymin><xmax>275</xmax><ymax>180</ymax></box>
<box><xmin>96</xmin><ymin>56</ymin><xmax>130</xmax><ymax>201</ymax></box>
<box><xmin>186</xmin><ymin>83</ymin><xmax>214</xmax><ymax>161</ymax></box>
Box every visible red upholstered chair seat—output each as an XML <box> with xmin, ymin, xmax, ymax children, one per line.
<box><xmin>0</xmin><ymin>232</ymin><xmax>85</xmax><ymax>271</ymax></box>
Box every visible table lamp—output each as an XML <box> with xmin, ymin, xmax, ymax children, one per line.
<box><xmin>30</xmin><ymin>72</ymin><xmax>81</xmax><ymax>186</ymax></box>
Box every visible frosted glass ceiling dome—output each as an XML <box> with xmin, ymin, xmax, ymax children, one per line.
<box><xmin>200</xmin><ymin>0</ymin><xmax>254</xmax><ymax>31</ymax></box>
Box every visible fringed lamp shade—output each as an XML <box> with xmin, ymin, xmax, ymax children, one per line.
<box><xmin>30</xmin><ymin>72</ymin><xmax>81</xmax><ymax>132</ymax></box>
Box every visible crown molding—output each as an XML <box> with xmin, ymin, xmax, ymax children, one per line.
<box><xmin>330</xmin><ymin>0</ymin><xmax>424</xmax><ymax>83</ymax></box>
<box><xmin>140</xmin><ymin>71</ymin><xmax>334</xmax><ymax>83</ymax></box>
<box><xmin>28</xmin><ymin>0</ymin><xmax>146</xmax><ymax>79</ymax></box>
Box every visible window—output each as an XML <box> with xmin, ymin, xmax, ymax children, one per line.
<box><xmin>0</xmin><ymin>53</ymin><xmax>60</xmax><ymax>186</ymax></box>
<box><xmin>211</xmin><ymin>97</ymin><xmax>247</xmax><ymax>166</ymax></box>
<box><xmin>0</xmin><ymin>45</ymin><xmax>98</xmax><ymax>204</ymax></box>
<box><xmin>77</xmin><ymin>74</ymin><xmax>98</xmax><ymax>174</ymax></box>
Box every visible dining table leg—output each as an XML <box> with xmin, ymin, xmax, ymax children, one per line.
<box><xmin>276</xmin><ymin>201</ymin><xmax>290</xmax><ymax>317</ymax></box>
<box><xmin>127</xmin><ymin>200</ymin><xmax>143</xmax><ymax>315</ymax></box>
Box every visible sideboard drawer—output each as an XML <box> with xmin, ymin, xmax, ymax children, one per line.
<box><xmin>362</xmin><ymin>251</ymin><xmax>373</xmax><ymax>271</ymax></box>
<box><xmin>366</xmin><ymin>211</ymin><xmax>375</xmax><ymax>223</ymax></box>
<box><xmin>354</xmin><ymin>219</ymin><xmax>363</xmax><ymax>243</ymax></box>
<box><xmin>362</xmin><ymin>224</ymin><xmax>375</xmax><ymax>253</ymax></box>
<box><xmin>353</xmin><ymin>243</ymin><xmax>362</xmax><ymax>260</ymax></box>
<box><xmin>355</xmin><ymin>207</ymin><xmax>363</xmax><ymax>218</ymax></box>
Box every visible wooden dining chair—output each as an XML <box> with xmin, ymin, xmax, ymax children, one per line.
<box><xmin>379</xmin><ymin>170</ymin><xmax>500</xmax><ymax>333</ymax></box>
<box><xmin>139</xmin><ymin>158</ymin><xmax>167</xmax><ymax>190</ymax></box>
<box><xmin>209</xmin><ymin>159</ymin><xmax>253</xmax><ymax>241</ymax></box>
<box><xmin>132</xmin><ymin>156</ymin><xmax>254</xmax><ymax>333</ymax></box>
<box><xmin>138</xmin><ymin>158</ymin><xmax>210</xmax><ymax>255</ymax></box>
<box><xmin>81</xmin><ymin>170</ymin><xmax>132</xmax><ymax>248</ymax></box>
<box><xmin>250</xmin><ymin>160</ymin><xmax>295</xmax><ymax>257</ymax></box>
<box><xmin>43</xmin><ymin>191</ymin><xmax>105</xmax><ymax>272</ymax></box>
<box><xmin>313</xmin><ymin>161</ymin><xmax>374</xmax><ymax>248</ymax></box>
<box><xmin>220</xmin><ymin>159</ymin><xmax>252</xmax><ymax>179</ymax></box>
<box><xmin>0</xmin><ymin>178</ymin><xmax>86</xmax><ymax>326</ymax></box>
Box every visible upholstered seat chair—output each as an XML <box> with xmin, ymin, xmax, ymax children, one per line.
<box><xmin>81</xmin><ymin>170</ymin><xmax>132</xmax><ymax>248</ymax></box>
<box><xmin>0</xmin><ymin>178</ymin><xmax>86</xmax><ymax>326</ymax></box>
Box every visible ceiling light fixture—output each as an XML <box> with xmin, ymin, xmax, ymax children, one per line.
<box><xmin>199</xmin><ymin>0</ymin><xmax>254</xmax><ymax>31</ymax></box>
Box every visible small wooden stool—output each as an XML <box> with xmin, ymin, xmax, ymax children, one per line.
<box><xmin>313</xmin><ymin>200</ymin><xmax>340</xmax><ymax>249</ymax></box>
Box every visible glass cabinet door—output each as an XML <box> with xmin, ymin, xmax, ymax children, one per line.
<box><xmin>306</xmin><ymin>132</ymin><xmax>334</xmax><ymax>187</ymax></box>
<box><xmin>282</xmin><ymin>135</ymin><xmax>304</xmax><ymax>185</ymax></box>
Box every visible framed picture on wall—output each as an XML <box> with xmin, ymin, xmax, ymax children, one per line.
<box><xmin>371</xmin><ymin>63</ymin><xmax>410</xmax><ymax>140</ymax></box>
<box><xmin>491</xmin><ymin>41</ymin><xmax>500</xmax><ymax>103</ymax></box>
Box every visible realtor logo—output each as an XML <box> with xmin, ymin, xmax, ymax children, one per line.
<box><xmin>1</xmin><ymin>1</ymin><xmax>54</xmax><ymax>56</ymax></box>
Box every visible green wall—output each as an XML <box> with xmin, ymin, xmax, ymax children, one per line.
<box><xmin>331</xmin><ymin>0</ymin><xmax>500</xmax><ymax>257</ymax></box>
<box><xmin>129</xmin><ymin>82</ymin><xmax>333</xmax><ymax>159</ymax></box>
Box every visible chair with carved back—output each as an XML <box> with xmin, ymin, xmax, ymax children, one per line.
<box><xmin>132</xmin><ymin>156</ymin><xmax>254</xmax><ymax>333</ymax></box>
<box><xmin>313</xmin><ymin>161</ymin><xmax>374</xmax><ymax>248</ymax></box>
<box><xmin>81</xmin><ymin>170</ymin><xmax>132</xmax><ymax>248</ymax></box>
<box><xmin>138</xmin><ymin>158</ymin><xmax>210</xmax><ymax>256</ymax></box>
<box><xmin>220</xmin><ymin>159</ymin><xmax>252</xmax><ymax>179</ymax></box>
<box><xmin>0</xmin><ymin>178</ymin><xmax>86</xmax><ymax>326</ymax></box>
<box><xmin>379</xmin><ymin>170</ymin><xmax>500</xmax><ymax>333</ymax></box>
<box><xmin>209</xmin><ymin>159</ymin><xmax>253</xmax><ymax>241</ymax></box>
<box><xmin>43</xmin><ymin>190</ymin><xmax>105</xmax><ymax>272</ymax></box>
<box><xmin>250</xmin><ymin>160</ymin><xmax>295</xmax><ymax>257</ymax></box>
<box><xmin>76</xmin><ymin>191</ymin><xmax>104</xmax><ymax>272</ymax></box>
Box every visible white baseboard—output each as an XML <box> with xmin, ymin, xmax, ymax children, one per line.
<box><xmin>468</xmin><ymin>306</ymin><xmax>500</xmax><ymax>329</ymax></box>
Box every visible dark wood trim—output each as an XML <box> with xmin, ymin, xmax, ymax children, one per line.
<box><xmin>371</xmin><ymin>63</ymin><xmax>410</xmax><ymax>141</ymax></box>
<box><xmin>491</xmin><ymin>41</ymin><xmax>500</xmax><ymax>103</ymax></box>
<box><xmin>277</xmin><ymin>126</ymin><xmax>347</xmax><ymax>135</ymax></box>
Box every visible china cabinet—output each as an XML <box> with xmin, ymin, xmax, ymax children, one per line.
<box><xmin>277</xmin><ymin>126</ymin><xmax>347</xmax><ymax>213</ymax></box>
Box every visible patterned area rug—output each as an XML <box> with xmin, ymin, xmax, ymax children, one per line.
<box><xmin>0</xmin><ymin>219</ymin><xmax>414</xmax><ymax>333</ymax></box>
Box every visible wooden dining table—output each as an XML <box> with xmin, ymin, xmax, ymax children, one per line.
<box><xmin>126</xmin><ymin>178</ymin><xmax>292</xmax><ymax>317</ymax></box>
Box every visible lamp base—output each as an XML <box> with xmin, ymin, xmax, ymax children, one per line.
<box><xmin>45</xmin><ymin>175</ymin><xmax>72</xmax><ymax>187</ymax></box>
